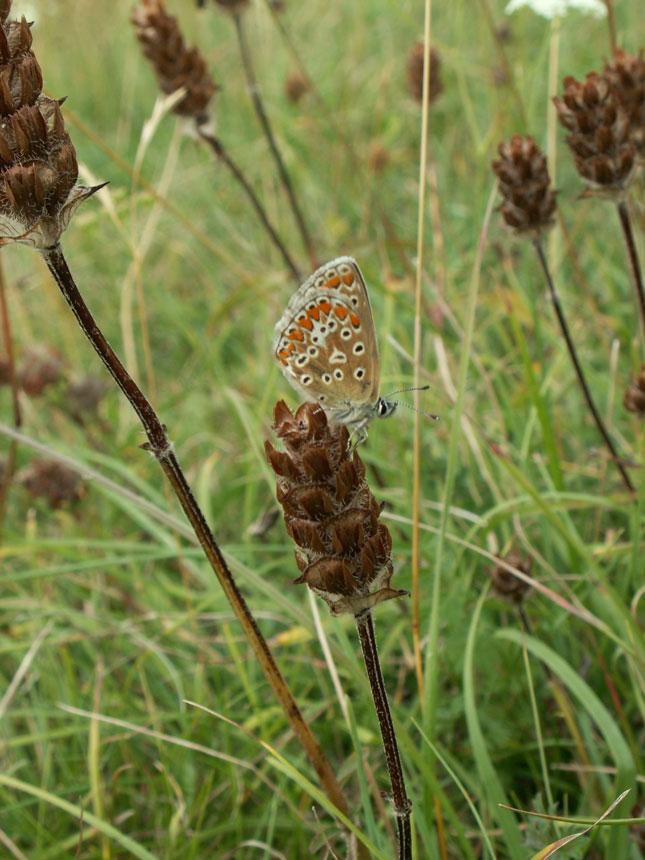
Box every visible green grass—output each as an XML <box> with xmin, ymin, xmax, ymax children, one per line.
<box><xmin>0</xmin><ymin>0</ymin><xmax>643</xmax><ymax>857</ymax></box>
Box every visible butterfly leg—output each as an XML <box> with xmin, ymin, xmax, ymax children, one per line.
<box><xmin>348</xmin><ymin>422</ymin><xmax>369</xmax><ymax>452</ymax></box>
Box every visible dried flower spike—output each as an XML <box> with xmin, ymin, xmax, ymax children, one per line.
<box><xmin>20</xmin><ymin>459</ymin><xmax>83</xmax><ymax>508</ymax></box>
<box><xmin>133</xmin><ymin>0</ymin><xmax>217</xmax><ymax>126</ymax></box>
<box><xmin>489</xmin><ymin>553</ymin><xmax>532</xmax><ymax>605</ymax></box>
<box><xmin>603</xmin><ymin>48</ymin><xmax>645</xmax><ymax>156</ymax></box>
<box><xmin>554</xmin><ymin>72</ymin><xmax>635</xmax><ymax>196</ymax></box>
<box><xmin>492</xmin><ymin>135</ymin><xmax>557</xmax><ymax>237</ymax></box>
<box><xmin>266</xmin><ymin>401</ymin><xmax>408</xmax><ymax>617</ymax></box>
<box><xmin>624</xmin><ymin>367</ymin><xmax>645</xmax><ymax>416</ymax></box>
<box><xmin>407</xmin><ymin>43</ymin><xmax>442</xmax><ymax>105</ymax></box>
<box><xmin>0</xmin><ymin>10</ymin><xmax>101</xmax><ymax>249</ymax></box>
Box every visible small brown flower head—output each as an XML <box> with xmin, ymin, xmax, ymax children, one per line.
<box><xmin>489</xmin><ymin>553</ymin><xmax>532</xmax><ymax>605</ymax></box>
<box><xmin>17</xmin><ymin>346</ymin><xmax>62</xmax><ymax>396</ymax></box>
<box><xmin>603</xmin><ymin>48</ymin><xmax>645</xmax><ymax>156</ymax></box>
<box><xmin>407</xmin><ymin>43</ymin><xmax>442</xmax><ymax>105</ymax></box>
<box><xmin>367</xmin><ymin>140</ymin><xmax>390</xmax><ymax>173</ymax></box>
<box><xmin>554</xmin><ymin>72</ymin><xmax>635</xmax><ymax>196</ymax></box>
<box><xmin>284</xmin><ymin>71</ymin><xmax>309</xmax><ymax>104</ymax></box>
<box><xmin>66</xmin><ymin>374</ymin><xmax>107</xmax><ymax>416</ymax></box>
<box><xmin>624</xmin><ymin>366</ymin><xmax>645</xmax><ymax>416</ymax></box>
<box><xmin>0</xmin><ymin>11</ymin><xmax>101</xmax><ymax>248</ymax></box>
<box><xmin>20</xmin><ymin>458</ymin><xmax>83</xmax><ymax>508</ymax></box>
<box><xmin>133</xmin><ymin>0</ymin><xmax>217</xmax><ymax>127</ymax></box>
<box><xmin>492</xmin><ymin>135</ymin><xmax>557</xmax><ymax>237</ymax></box>
<box><xmin>265</xmin><ymin>401</ymin><xmax>408</xmax><ymax>617</ymax></box>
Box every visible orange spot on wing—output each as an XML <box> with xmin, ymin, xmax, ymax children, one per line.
<box><xmin>287</xmin><ymin>343</ymin><xmax>296</xmax><ymax>352</ymax></box>
<box><xmin>307</xmin><ymin>306</ymin><xmax>320</xmax><ymax>320</ymax></box>
<box><xmin>342</xmin><ymin>272</ymin><xmax>355</xmax><ymax>285</ymax></box>
<box><xmin>280</xmin><ymin>358</ymin><xmax>288</xmax><ymax>366</ymax></box>
<box><xmin>350</xmin><ymin>313</ymin><xmax>360</xmax><ymax>327</ymax></box>
<box><xmin>288</xmin><ymin>329</ymin><xmax>304</xmax><ymax>341</ymax></box>
<box><xmin>297</xmin><ymin>316</ymin><xmax>313</xmax><ymax>330</ymax></box>
<box><xmin>334</xmin><ymin>305</ymin><xmax>349</xmax><ymax>320</ymax></box>
<box><xmin>278</xmin><ymin>349</ymin><xmax>288</xmax><ymax>359</ymax></box>
<box><xmin>328</xmin><ymin>275</ymin><xmax>341</xmax><ymax>288</ymax></box>
<box><xmin>318</xmin><ymin>300</ymin><xmax>332</xmax><ymax>315</ymax></box>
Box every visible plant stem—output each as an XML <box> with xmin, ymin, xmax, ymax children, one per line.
<box><xmin>355</xmin><ymin>609</ymin><xmax>412</xmax><ymax>860</ymax></box>
<box><xmin>233</xmin><ymin>12</ymin><xmax>317</xmax><ymax>271</ymax></box>
<box><xmin>616</xmin><ymin>200</ymin><xmax>645</xmax><ymax>338</ymax></box>
<box><xmin>533</xmin><ymin>240</ymin><xmax>633</xmax><ymax>492</ymax></box>
<box><xmin>0</xmin><ymin>258</ymin><xmax>21</xmax><ymax>535</ymax></box>
<box><xmin>199</xmin><ymin>131</ymin><xmax>302</xmax><ymax>284</ymax></box>
<box><xmin>41</xmin><ymin>242</ymin><xmax>355</xmax><ymax>833</ymax></box>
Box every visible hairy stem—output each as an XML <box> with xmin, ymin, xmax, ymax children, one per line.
<box><xmin>233</xmin><ymin>12</ymin><xmax>317</xmax><ymax>270</ymax></box>
<box><xmin>355</xmin><ymin>610</ymin><xmax>412</xmax><ymax>860</ymax></box>
<box><xmin>199</xmin><ymin>131</ymin><xmax>301</xmax><ymax>284</ymax></box>
<box><xmin>42</xmin><ymin>242</ymin><xmax>354</xmax><ymax>832</ymax></box>
<box><xmin>533</xmin><ymin>240</ymin><xmax>633</xmax><ymax>492</ymax></box>
<box><xmin>616</xmin><ymin>200</ymin><xmax>645</xmax><ymax>339</ymax></box>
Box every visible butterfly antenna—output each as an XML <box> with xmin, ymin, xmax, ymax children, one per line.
<box><xmin>384</xmin><ymin>384</ymin><xmax>431</xmax><ymax>397</ymax></box>
<box><xmin>392</xmin><ymin>400</ymin><xmax>439</xmax><ymax>421</ymax></box>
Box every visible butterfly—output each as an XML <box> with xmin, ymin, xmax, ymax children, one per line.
<box><xmin>272</xmin><ymin>256</ymin><xmax>398</xmax><ymax>446</ymax></box>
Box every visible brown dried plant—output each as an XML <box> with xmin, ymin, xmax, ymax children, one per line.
<box><xmin>603</xmin><ymin>48</ymin><xmax>645</xmax><ymax>156</ymax></box>
<box><xmin>624</xmin><ymin>367</ymin><xmax>645</xmax><ymax>417</ymax></box>
<box><xmin>407</xmin><ymin>42</ymin><xmax>442</xmax><ymax>105</ymax></box>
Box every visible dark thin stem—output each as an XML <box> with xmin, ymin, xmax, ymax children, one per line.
<box><xmin>41</xmin><ymin>242</ymin><xmax>353</xmax><ymax>829</ymax></box>
<box><xmin>533</xmin><ymin>240</ymin><xmax>633</xmax><ymax>492</ymax></box>
<box><xmin>199</xmin><ymin>131</ymin><xmax>301</xmax><ymax>284</ymax></box>
<box><xmin>0</xmin><ymin>258</ymin><xmax>21</xmax><ymax>535</ymax></box>
<box><xmin>355</xmin><ymin>610</ymin><xmax>412</xmax><ymax>860</ymax></box>
<box><xmin>233</xmin><ymin>12</ymin><xmax>317</xmax><ymax>271</ymax></box>
<box><xmin>616</xmin><ymin>200</ymin><xmax>645</xmax><ymax>338</ymax></box>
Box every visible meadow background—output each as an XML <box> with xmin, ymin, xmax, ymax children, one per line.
<box><xmin>0</xmin><ymin>0</ymin><xmax>643</xmax><ymax>857</ymax></box>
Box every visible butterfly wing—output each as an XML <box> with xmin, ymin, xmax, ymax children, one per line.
<box><xmin>273</xmin><ymin>257</ymin><xmax>381</xmax><ymax>421</ymax></box>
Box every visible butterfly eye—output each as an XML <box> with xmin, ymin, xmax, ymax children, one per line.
<box><xmin>353</xmin><ymin>342</ymin><xmax>364</xmax><ymax>354</ymax></box>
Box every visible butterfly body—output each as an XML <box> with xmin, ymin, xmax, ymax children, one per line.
<box><xmin>273</xmin><ymin>256</ymin><xmax>396</xmax><ymax>445</ymax></box>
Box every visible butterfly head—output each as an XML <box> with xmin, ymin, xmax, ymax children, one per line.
<box><xmin>376</xmin><ymin>398</ymin><xmax>397</xmax><ymax>419</ymax></box>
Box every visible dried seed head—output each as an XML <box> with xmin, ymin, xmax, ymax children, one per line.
<box><xmin>554</xmin><ymin>71</ymin><xmax>635</xmax><ymax>196</ymax></box>
<box><xmin>0</xmin><ymin>12</ymin><xmax>101</xmax><ymax>248</ymax></box>
<box><xmin>603</xmin><ymin>48</ymin><xmax>645</xmax><ymax>155</ymax></box>
<box><xmin>17</xmin><ymin>345</ymin><xmax>63</xmax><ymax>396</ymax></box>
<box><xmin>20</xmin><ymin>458</ymin><xmax>83</xmax><ymax>508</ymax></box>
<box><xmin>623</xmin><ymin>366</ymin><xmax>645</xmax><ymax>416</ymax></box>
<box><xmin>489</xmin><ymin>553</ymin><xmax>532</xmax><ymax>605</ymax></box>
<box><xmin>266</xmin><ymin>400</ymin><xmax>408</xmax><ymax>617</ymax></box>
<box><xmin>492</xmin><ymin>134</ymin><xmax>557</xmax><ymax>237</ymax></box>
<box><xmin>133</xmin><ymin>0</ymin><xmax>217</xmax><ymax>126</ymax></box>
<box><xmin>407</xmin><ymin>43</ymin><xmax>442</xmax><ymax>105</ymax></box>
<box><xmin>284</xmin><ymin>71</ymin><xmax>309</xmax><ymax>104</ymax></box>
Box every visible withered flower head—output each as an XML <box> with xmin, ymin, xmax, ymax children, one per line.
<box><xmin>133</xmin><ymin>0</ymin><xmax>217</xmax><ymax>126</ymax></box>
<box><xmin>492</xmin><ymin>135</ymin><xmax>557</xmax><ymax>237</ymax></box>
<box><xmin>266</xmin><ymin>401</ymin><xmax>408</xmax><ymax>617</ymax></box>
<box><xmin>284</xmin><ymin>71</ymin><xmax>309</xmax><ymax>104</ymax></box>
<box><xmin>554</xmin><ymin>71</ymin><xmax>635</xmax><ymax>196</ymax></box>
<box><xmin>603</xmin><ymin>48</ymin><xmax>645</xmax><ymax>155</ymax></box>
<box><xmin>0</xmin><ymin>10</ymin><xmax>101</xmax><ymax>249</ymax></box>
<box><xmin>17</xmin><ymin>345</ymin><xmax>62</xmax><ymax>396</ymax></box>
<box><xmin>624</xmin><ymin>366</ymin><xmax>645</xmax><ymax>416</ymax></box>
<box><xmin>20</xmin><ymin>458</ymin><xmax>83</xmax><ymax>508</ymax></box>
<box><xmin>407</xmin><ymin>43</ymin><xmax>442</xmax><ymax>106</ymax></box>
<box><xmin>489</xmin><ymin>553</ymin><xmax>532</xmax><ymax>605</ymax></box>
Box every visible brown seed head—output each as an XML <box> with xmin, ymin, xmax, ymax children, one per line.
<box><xmin>266</xmin><ymin>400</ymin><xmax>408</xmax><ymax>617</ymax></box>
<box><xmin>20</xmin><ymin>458</ymin><xmax>83</xmax><ymax>508</ymax></box>
<box><xmin>489</xmin><ymin>553</ymin><xmax>532</xmax><ymax>605</ymax></box>
<box><xmin>0</xmin><ymin>12</ymin><xmax>101</xmax><ymax>248</ymax></box>
<box><xmin>407</xmin><ymin>43</ymin><xmax>442</xmax><ymax>105</ymax></box>
<box><xmin>284</xmin><ymin>71</ymin><xmax>309</xmax><ymax>104</ymax></box>
<box><xmin>133</xmin><ymin>0</ymin><xmax>217</xmax><ymax>126</ymax></box>
<box><xmin>492</xmin><ymin>135</ymin><xmax>557</xmax><ymax>237</ymax></box>
<box><xmin>554</xmin><ymin>72</ymin><xmax>635</xmax><ymax>196</ymax></box>
<box><xmin>624</xmin><ymin>366</ymin><xmax>645</xmax><ymax>416</ymax></box>
<box><xmin>603</xmin><ymin>48</ymin><xmax>645</xmax><ymax>155</ymax></box>
<box><xmin>66</xmin><ymin>374</ymin><xmax>107</xmax><ymax>416</ymax></box>
<box><xmin>17</xmin><ymin>345</ymin><xmax>62</xmax><ymax>396</ymax></box>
